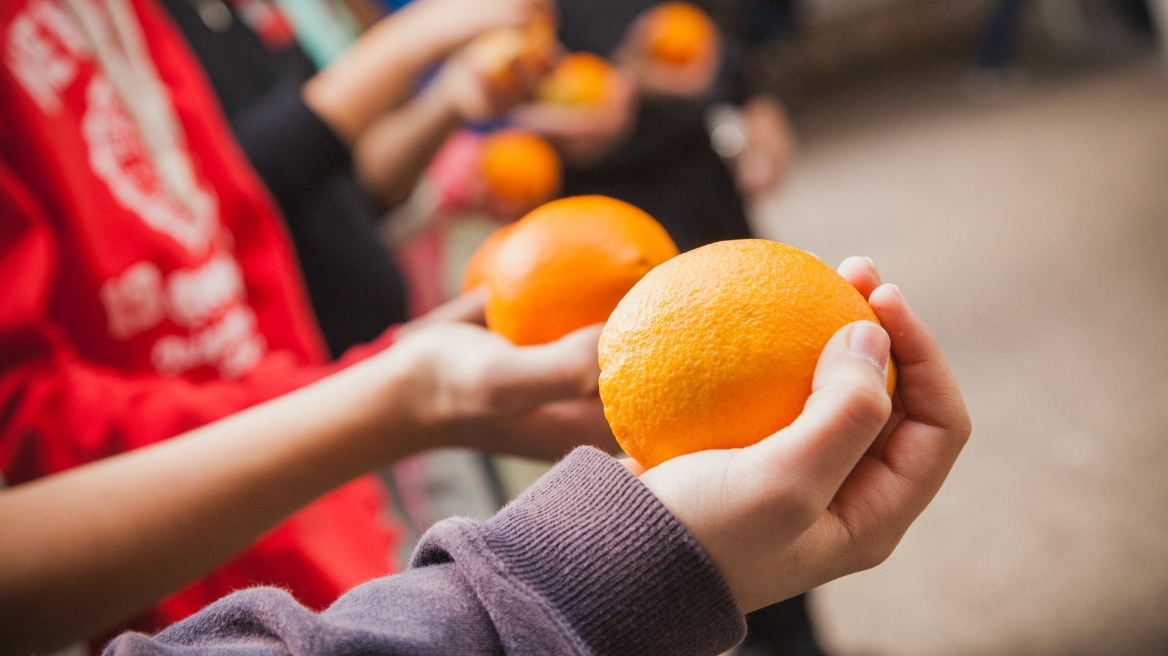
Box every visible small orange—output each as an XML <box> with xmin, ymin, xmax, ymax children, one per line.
<box><xmin>481</xmin><ymin>130</ymin><xmax>563</xmax><ymax>209</ymax></box>
<box><xmin>462</xmin><ymin>223</ymin><xmax>516</xmax><ymax>292</ymax></box>
<box><xmin>643</xmin><ymin>2</ymin><xmax>717</xmax><ymax>66</ymax></box>
<box><xmin>477</xmin><ymin>195</ymin><xmax>679</xmax><ymax>345</ymax></box>
<box><xmin>538</xmin><ymin>52</ymin><xmax>613</xmax><ymax>105</ymax></box>
<box><xmin>464</xmin><ymin>12</ymin><xmax>558</xmax><ymax>88</ymax></box>
<box><xmin>599</xmin><ymin>239</ymin><xmax>897</xmax><ymax>469</ymax></box>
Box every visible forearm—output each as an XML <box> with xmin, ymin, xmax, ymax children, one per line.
<box><xmin>0</xmin><ymin>353</ymin><xmax>414</xmax><ymax>655</ymax></box>
<box><xmin>304</xmin><ymin>4</ymin><xmax>479</xmax><ymax>142</ymax></box>
<box><xmin>352</xmin><ymin>87</ymin><xmax>462</xmax><ymax>208</ymax></box>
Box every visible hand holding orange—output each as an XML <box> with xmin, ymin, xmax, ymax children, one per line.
<box><xmin>463</xmin><ymin>195</ymin><xmax>679</xmax><ymax>345</ymax></box>
<box><xmin>643</xmin><ymin>2</ymin><xmax>717</xmax><ymax>66</ymax></box>
<box><xmin>537</xmin><ymin>52</ymin><xmax>614</xmax><ymax>106</ymax></box>
<box><xmin>599</xmin><ymin>240</ymin><xmax>897</xmax><ymax>469</ymax></box>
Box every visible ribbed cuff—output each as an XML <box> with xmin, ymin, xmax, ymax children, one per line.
<box><xmin>413</xmin><ymin>447</ymin><xmax>745</xmax><ymax>655</ymax></box>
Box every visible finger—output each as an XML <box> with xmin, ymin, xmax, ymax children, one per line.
<box><xmin>485</xmin><ymin>325</ymin><xmax>603</xmax><ymax>412</ymax></box>
<box><xmin>837</xmin><ymin>256</ymin><xmax>882</xmax><ymax>301</ymax></box>
<box><xmin>496</xmin><ymin>397</ymin><xmax>617</xmax><ymax>459</ymax></box>
<box><xmin>397</xmin><ymin>290</ymin><xmax>487</xmax><ymax>338</ymax></box>
<box><xmin>744</xmin><ymin>321</ymin><xmax>893</xmax><ymax>508</ymax></box>
<box><xmin>855</xmin><ymin>284</ymin><xmax>970</xmax><ymax>514</ymax></box>
<box><xmin>868</xmin><ymin>285</ymin><xmax>969</xmax><ymax>437</ymax></box>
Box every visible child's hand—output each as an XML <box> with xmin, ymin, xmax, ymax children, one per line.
<box><xmin>434</xmin><ymin>43</ymin><xmax>552</xmax><ymax>124</ymax></box>
<box><xmin>614</xmin><ymin>10</ymin><xmax>721</xmax><ymax>100</ymax></box>
<box><xmin>638</xmin><ymin>258</ymin><xmax>971</xmax><ymax>612</ymax></box>
<box><xmin>512</xmin><ymin>69</ymin><xmax>640</xmax><ymax>166</ymax></box>
<box><xmin>385</xmin><ymin>294</ymin><xmax>616</xmax><ymax>461</ymax></box>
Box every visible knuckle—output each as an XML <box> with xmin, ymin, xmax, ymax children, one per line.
<box><xmin>831</xmin><ymin>378</ymin><xmax>892</xmax><ymax>433</ymax></box>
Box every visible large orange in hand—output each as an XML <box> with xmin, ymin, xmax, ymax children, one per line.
<box><xmin>470</xmin><ymin>195</ymin><xmax>679</xmax><ymax>345</ymax></box>
<box><xmin>481</xmin><ymin>130</ymin><xmax>563</xmax><ymax>209</ymax></box>
<box><xmin>538</xmin><ymin>52</ymin><xmax>613</xmax><ymax>105</ymax></box>
<box><xmin>643</xmin><ymin>2</ymin><xmax>717</xmax><ymax>66</ymax></box>
<box><xmin>599</xmin><ymin>240</ymin><xmax>897</xmax><ymax>469</ymax></box>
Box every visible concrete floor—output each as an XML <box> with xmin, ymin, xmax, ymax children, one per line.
<box><xmin>753</xmin><ymin>59</ymin><xmax>1168</xmax><ymax>655</ymax></box>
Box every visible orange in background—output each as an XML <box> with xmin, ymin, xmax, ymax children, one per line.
<box><xmin>537</xmin><ymin>52</ymin><xmax>613</xmax><ymax>105</ymax></box>
<box><xmin>480</xmin><ymin>130</ymin><xmax>563</xmax><ymax>210</ymax></box>
<box><xmin>643</xmin><ymin>2</ymin><xmax>716</xmax><ymax>66</ymax></box>
<box><xmin>464</xmin><ymin>11</ymin><xmax>558</xmax><ymax>87</ymax></box>
<box><xmin>471</xmin><ymin>195</ymin><xmax>679</xmax><ymax>345</ymax></box>
<box><xmin>599</xmin><ymin>239</ymin><xmax>897</xmax><ymax>469</ymax></box>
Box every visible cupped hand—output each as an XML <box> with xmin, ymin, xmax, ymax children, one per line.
<box><xmin>734</xmin><ymin>95</ymin><xmax>796</xmax><ymax>204</ymax></box>
<box><xmin>513</xmin><ymin>69</ymin><xmax>640</xmax><ymax>166</ymax></box>
<box><xmin>615</xmin><ymin>12</ymin><xmax>721</xmax><ymax>99</ymax></box>
<box><xmin>387</xmin><ymin>294</ymin><xmax>617</xmax><ymax>460</ymax></box>
<box><xmin>638</xmin><ymin>258</ymin><xmax>971</xmax><ymax>612</ymax></box>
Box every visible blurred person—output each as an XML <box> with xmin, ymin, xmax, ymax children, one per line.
<box><xmin>161</xmin><ymin>0</ymin><xmax>553</xmax><ymax>355</ymax></box>
<box><xmin>0</xmin><ymin>294</ymin><xmax>611</xmax><ymax>654</ymax></box>
<box><xmin>514</xmin><ymin>0</ymin><xmax>796</xmax><ymax>254</ymax></box>
<box><xmin>3</xmin><ymin>259</ymin><xmax>972</xmax><ymax>656</ymax></box>
<box><xmin>0</xmin><ymin>0</ymin><xmax>585</xmax><ymax>642</ymax></box>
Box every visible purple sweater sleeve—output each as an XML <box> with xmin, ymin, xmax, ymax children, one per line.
<box><xmin>103</xmin><ymin>448</ymin><xmax>746</xmax><ymax>655</ymax></box>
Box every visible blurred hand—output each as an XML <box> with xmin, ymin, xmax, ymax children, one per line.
<box><xmin>513</xmin><ymin>69</ymin><xmax>640</xmax><ymax>166</ymax></box>
<box><xmin>386</xmin><ymin>293</ymin><xmax>616</xmax><ymax>460</ymax></box>
<box><xmin>435</xmin><ymin>41</ymin><xmax>555</xmax><ymax>124</ymax></box>
<box><xmin>637</xmin><ymin>258</ymin><xmax>971</xmax><ymax>612</ymax></box>
<box><xmin>615</xmin><ymin>11</ymin><xmax>721</xmax><ymax>99</ymax></box>
<box><xmin>734</xmin><ymin>95</ymin><xmax>796</xmax><ymax>204</ymax></box>
<box><xmin>408</xmin><ymin>0</ymin><xmax>554</xmax><ymax>48</ymax></box>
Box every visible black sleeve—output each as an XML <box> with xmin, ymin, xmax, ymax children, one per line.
<box><xmin>158</xmin><ymin>0</ymin><xmax>351</xmax><ymax>216</ymax></box>
<box><xmin>230</xmin><ymin>81</ymin><xmax>352</xmax><ymax>215</ymax></box>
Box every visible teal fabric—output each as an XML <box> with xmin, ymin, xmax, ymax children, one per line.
<box><xmin>273</xmin><ymin>0</ymin><xmax>360</xmax><ymax>67</ymax></box>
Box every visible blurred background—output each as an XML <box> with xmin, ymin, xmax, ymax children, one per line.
<box><xmin>480</xmin><ymin>1</ymin><xmax>1168</xmax><ymax>654</ymax></box>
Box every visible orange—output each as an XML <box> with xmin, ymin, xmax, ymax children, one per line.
<box><xmin>599</xmin><ymin>239</ymin><xmax>897</xmax><ymax>469</ymax></box>
<box><xmin>481</xmin><ymin>130</ymin><xmax>563</xmax><ymax>209</ymax></box>
<box><xmin>644</xmin><ymin>2</ymin><xmax>717</xmax><ymax>66</ymax></box>
<box><xmin>464</xmin><ymin>12</ymin><xmax>558</xmax><ymax>88</ymax></box>
<box><xmin>462</xmin><ymin>223</ymin><xmax>516</xmax><ymax>292</ymax></box>
<box><xmin>538</xmin><ymin>52</ymin><xmax>612</xmax><ymax>105</ymax></box>
<box><xmin>477</xmin><ymin>195</ymin><xmax>679</xmax><ymax>345</ymax></box>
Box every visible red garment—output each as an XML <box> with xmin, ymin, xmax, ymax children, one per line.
<box><xmin>0</xmin><ymin>0</ymin><xmax>399</xmax><ymax>631</ymax></box>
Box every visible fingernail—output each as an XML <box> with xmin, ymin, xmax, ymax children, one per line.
<box><xmin>848</xmin><ymin>321</ymin><xmax>890</xmax><ymax>371</ymax></box>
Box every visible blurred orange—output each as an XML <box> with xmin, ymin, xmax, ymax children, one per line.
<box><xmin>464</xmin><ymin>11</ymin><xmax>558</xmax><ymax>87</ymax></box>
<box><xmin>537</xmin><ymin>52</ymin><xmax>613</xmax><ymax>105</ymax></box>
<box><xmin>643</xmin><ymin>2</ymin><xmax>716</xmax><ymax>66</ymax></box>
<box><xmin>476</xmin><ymin>195</ymin><xmax>679</xmax><ymax>345</ymax></box>
<box><xmin>599</xmin><ymin>240</ymin><xmax>896</xmax><ymax>469</ymax></box>
<box><xmin>461</xmin><ymin>223</ymin><xmax>516</xmax><ymax>292</ymax></box>
<box><xmin>481</xmin><ymin>130</ymin><xmax>563</xmax><ymax>209</ymax></box>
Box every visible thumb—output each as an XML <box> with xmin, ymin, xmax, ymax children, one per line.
<box><xmin>745</xmin><ymin>321</ymin><xmax>893</xmax><ymax>509</ymax></box>
<box><xmin>485</xmin><ymin>325</ymin><xmax>602</xmax><ymax>413</ymax></box>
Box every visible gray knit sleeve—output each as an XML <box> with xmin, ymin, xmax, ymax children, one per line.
<box><xmin>104</xmin><ymin>447</ymin><xmax>746</xmax><ymax>655</ymax></box>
